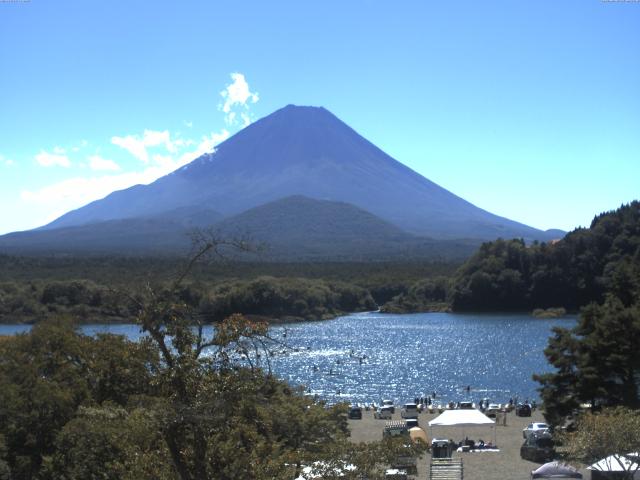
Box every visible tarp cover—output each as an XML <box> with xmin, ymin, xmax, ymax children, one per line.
<box><xmin>428</xmin><ymin>409</ymin><xmax>495</xmax><ymax>427</ymax></box>
<box><xmin>531</xmin><ymin>461</ymin><xmax>583</xmax><ymax>479</ymax></box>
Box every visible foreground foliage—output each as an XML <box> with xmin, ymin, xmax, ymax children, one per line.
<box><xmin>534</xmin><ymin>296</ymin><xmax>640</xmax><ymax>427</ymax></box>
<box><xmin>559</xmin><ymin>408</ymin><xmax>640</xmax><ymax>480</ymax></box>
<box><xmin>0</xmin><ymin>240</ymin><xmax>424</xmax><ymax>479</ymax></box>
<box><xmin>531</xmin><ymin>203</ymin><xmax>640</xmax><ymax>428</ymax></box>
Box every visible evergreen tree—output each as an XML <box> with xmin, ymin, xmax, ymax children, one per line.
<box><xmin>535</xmin><ymin>296</ymin><xmax>640</xmax><ymax>426</ymax></box>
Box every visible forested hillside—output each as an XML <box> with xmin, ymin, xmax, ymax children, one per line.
<box><xmin>449</xmin><ymin>201</ymin><xmax>640</xmax><ymax>311</ymax></box>
<box><xmin>0</xmin><ymin>276</ymin><xmax>376</xmax><ymax>325</ymax></box>
<box><xmin>531</xmin><ymin>203</ymin><xmax>640</xmax><ymax>427</ymax></box>
<box><xmin>0</xmin><ymin>256</ymin><xmax>460</xmax><ymax>324</ymax></box>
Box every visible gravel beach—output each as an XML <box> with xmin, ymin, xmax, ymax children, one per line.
<box><xmin>348</xmin><ymin>407</ymin><xmax>590</xmax><ymax>480</ymax></box>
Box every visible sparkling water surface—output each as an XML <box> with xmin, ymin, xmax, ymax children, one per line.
<box><xmin>0</xmin><ymin>312</ymin><xmax>575</xmax><ymax>405</ymax></box>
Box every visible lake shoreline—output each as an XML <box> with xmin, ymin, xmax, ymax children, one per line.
<box><xmin>1</xmin><ymin>312</ymin><xmax>578</xmax><ymax>403</ymax></box>
<box><xmin>0</xmin><ymin>306</ymin><xmax>576</xmax><ymax>327</ymax></box>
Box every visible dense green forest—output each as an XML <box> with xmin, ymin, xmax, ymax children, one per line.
<box><xmin>521</xmin><ymin>203</ymin><xmax>640</xmax><ymax>427</ymax></box>
<box><xmin>0</xmin><ymin>257</ymin><xmax>458</xmax><ymax>324</ymax></box>
<box><xmin>450</xmin><ymin>201</ymin><xmax>640</xmax><ymax>312</ymax></box>
<box><xmin>0</xmin><ymin>277</ymin><xmax>375</xmax><ymax>325</ymax></box>
<box><xmin>2</xmin><ymin>202</ymin><xmax>638</xmax><ymax>324</ymax></box>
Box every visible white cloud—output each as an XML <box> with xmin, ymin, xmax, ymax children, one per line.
<box><xmin>35</xmin><ymin>150</ymin><xmax>71</xmax><ymax>168</ymax></box>
<box><xmin>0</xmin><ymin>154</ymin><xmax>14</xmax><ymax>167</ymax></box>
<box><xmin>192</xmin><ymin>130</ymin><xmax>229</xmax><ymax>157</ymax></box>
<box><xmin>17</xmin><ymin>74</ymin><xmax>256</xmax><ymax>231</ymax></box>
<box><xmin>111</xmin><ymin>134</ymin><xmax>148</xmax><ymax>162</ymax></box>
<box><xmin>111</xmin><ymin>129</ymin><xmax>175</xmax><ymax>163</ymax></box>
<box><xmin>88</xmin><ymin>155</ymin><xmax>120</xmax><ymax>171</ymax></box>
<box><xmin>22</xmin><ymin>128</ymin><xmax>230</xmax><ymax>216</ymax></box>
<box><xmin>219</xmin><ymin>72</ymin><xmax>259</xmax><ymax>126</ymax></box>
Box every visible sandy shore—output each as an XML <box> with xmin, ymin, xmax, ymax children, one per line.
<box><xmin>348</xmin><ymin>408</ymin><xmax>590</xmax><ymax>479</ymax></box>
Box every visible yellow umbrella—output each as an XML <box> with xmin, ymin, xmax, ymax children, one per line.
<box><xmin>408</xmin><ymin>426</ymin><xmax>429</xmax><ymax>444</ymax></box>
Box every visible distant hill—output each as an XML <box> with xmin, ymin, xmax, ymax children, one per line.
<box><xmin>0</xmin><ymin>196</ymin><xmax>479</xmax><ymax>260</ymax></box>
<box><xmin>0</xmin><ymin>207</ymin><xmax>222</xmax><ymax>255</ymax></box>
<box><xmin>213</xmin><ymin>195</ymin><xmax>479</xmax><ymax>260</ymax></box>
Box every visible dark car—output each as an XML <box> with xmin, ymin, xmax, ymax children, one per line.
<box><xmin>520</xmin><ymin>433</ymin><xmax>554</xmax><ymax>463</ymax></box>
<box><xmin>515</xmin><ymin>403</ymin><xmax>532</xmax><ymax>417</ymax></box>
<box><xmin>348</xmin><ymin>406</ymin><xmax>363</xmax><ymax>419</ymax></box>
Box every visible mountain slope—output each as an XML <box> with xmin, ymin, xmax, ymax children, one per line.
<box><xmin>213</xmin><ymin>195</ymin><xmax>479</xmax><ymax>260</ymax></box>
<box><xmin>42</xmin><ymin>105</ymin><xmax>560</xmax><ymax>241</ymax></box>
<box><xmin>0</xmin><ymin>196</ymin><xmax>479</xmax><ymax>259</ymax></box>
<box><xmin>0</xmin><ymin>207</ymin><xmax>222</xmax><ymax>254</ymax></box>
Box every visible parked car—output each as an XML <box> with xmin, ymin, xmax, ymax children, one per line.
<box><xmin>522</xmin><ymin>422</ymin><xmax>549</xmax><ymax>439</ymax></box>
<box><xmin>401</xmin><ymin>403</ymin><xmax>419</xmax><ymax>419</ymax></box>
<box><xmin>515</xmin><ymin>403</ymin><xmax>532</xmax><ymax>417</ymax></box>
<box><xmin>382</xmin><ymin>399</ymin><xmax>396</xmax><ymax>414</ymax></box>
<box><xmin>374</xmin><ymin>406</ymin><xmax>394</xmax><ymax>419</ymax></box>
<box><xmin>405</xmin><ymin>418</ymin><xmax>419</xmax><ymax>429</ymax></box>
<box><xmin>348</xmin><ymin>406</ymin><xmax>363</xmax><ymax>420</ymax></box>
<box><xmin>457</xmin><ymin>401</ymin><xmax>475</xmax><ymax>409</ymax></box>
<box><xmin>520</xmin><ymin>432</ymin><xmax>554</xmax><ymax>463</ymax></box>
<box><xmin>485</xmin><ymin>403</ymin><xmax>502</xmax><ymax>418</ymax></box>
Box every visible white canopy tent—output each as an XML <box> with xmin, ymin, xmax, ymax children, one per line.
<box><xmin>428</xmin><ymin>409</ymin><xmax>496</xmax><ymax>447</ymax></box>
<box><xmin>428</xmin><ymin>410</ymin><xmax>496</xmax><ymax>427</ymax></box>
<box><xmin>588</xmin><ymin>453</ymin><xmax>640</xmax><ymax>479</ymax></box>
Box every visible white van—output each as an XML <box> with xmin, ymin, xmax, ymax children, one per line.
<box><xmin>401</xmin><ymin>403</ymin><xmax>419</xmax><ymax>419</ymax></box>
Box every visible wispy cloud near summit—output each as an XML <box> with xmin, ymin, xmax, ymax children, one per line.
<box><xmin>13</xmin><ymin>73</ymin><xmax>256</xmax><ymax>233</ymax></box>
<box><xmin>219</xmin><ymin>73</ymin><xmax>259</xmax><ymax>127</ymax></box>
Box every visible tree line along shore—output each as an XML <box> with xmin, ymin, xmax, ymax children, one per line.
<box><xmin>1</xmin><ymin>201</ymin><xmax>638</xmax><ymax>325</ymax></box>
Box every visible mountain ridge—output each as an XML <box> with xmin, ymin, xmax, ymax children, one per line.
<box><xmin>40</xmin><ymin>104</ymin><xmax>560</xmax><ymax>242</ymax></box>
<box><xmin>1</xmin><ymin>104</ymin><xmax>566</xmax><ymax>258</ymax></box>
<box><xmin>0</xmin><ymin>195</ymin><xmax>480</xmax><ymax>260</ymax></box>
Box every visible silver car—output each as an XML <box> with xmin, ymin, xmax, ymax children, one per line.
<box><xmin>523</xmin><ymin>422</ymin><xmax>549</xmax><ymax>439</ymax></box>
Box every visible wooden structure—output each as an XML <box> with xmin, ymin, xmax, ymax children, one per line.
<box><xmin>430</xmin><ymin>458</ymin><xmax>463</xmax><ymax>480</ymax></box>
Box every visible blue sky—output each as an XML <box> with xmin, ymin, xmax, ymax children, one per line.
<box><xmin>0</xmin><ymin>0</ymin><xmax>638</xmax><ymax>235</ymax></box>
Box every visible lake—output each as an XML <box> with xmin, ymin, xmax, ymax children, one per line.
<box><xmin>0</xmin><ymin>311</ymin><xmax>575</xmax><ymax>405</ymax></box>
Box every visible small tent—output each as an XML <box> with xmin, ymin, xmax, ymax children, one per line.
<box><xmin>531</xmin><ymin>461</ymin><xmax>582</xmax><ymax>479</ymax></box>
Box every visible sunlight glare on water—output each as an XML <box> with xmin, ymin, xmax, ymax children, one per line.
<box><xmin>267</xmin><ymin>311</ymin><xmax>576</xmax><ymax>405</ymax></box>
<box><xmin>0</xmin><ymin>311</ymin><xmax>576</xmax><ymax>406</ymax></box>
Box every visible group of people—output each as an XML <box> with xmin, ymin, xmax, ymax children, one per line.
<box><xmin>413</xmin><ymin>392</ymin><xmax>438</xmax><ymax>406</ymax></box>
<box><xmin>458</xmin><ymin>437</ymin><xmax>496</xmax><ymax>450</ymax></box>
